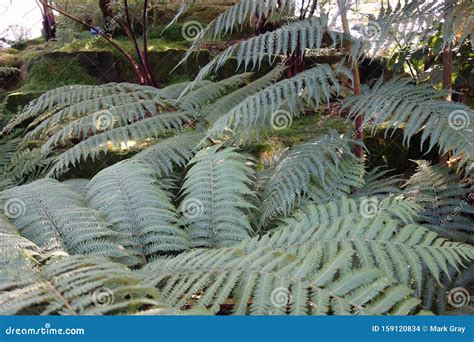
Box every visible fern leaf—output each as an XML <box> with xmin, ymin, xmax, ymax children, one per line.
<box><xmin>180</xmin><ymin>145</ymin><xmax>255</xmax><ymax>248</ymax></box>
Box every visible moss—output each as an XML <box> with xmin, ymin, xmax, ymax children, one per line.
<box><xmin>18</xmin><ymin>58</ymin><xmax>98</xmax><ymax>91</ymax></box>
<box><xmin>3</xmin><ymin>91</ymin><xmax>43</xmax><ymax>113</ymax></box>
<box><xmin>270</xmin><ymin>112</ymin><xmax>349</xmax><ymax>147</ymax></box>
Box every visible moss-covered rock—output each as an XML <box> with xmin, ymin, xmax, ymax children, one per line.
<box><xmin>3</xmin><ymin>91</ymin><xmax>44</xmax><ymax>113</ymax></box>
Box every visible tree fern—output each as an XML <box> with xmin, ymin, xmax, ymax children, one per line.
<box><xmin>207</xmin><ymin>64</ymin><xmax>351</xmax><ymax>142</ymax></box>
<box><xmin>259</xmin><ymin>131</ymin><xmax>358</xmax><ymax>226</ymax></box>
<box><xmin>180</xmin><ymin>145</ymin><xmax>255</xmax><ymax>248</ymax></box>
<box><xmin>205</xmin><ymin>65</ymin><xmax>285</xmax><ymax>124</ymax></box>
<box><xmin>262</xmin><ymin>206</ymin><xmax>473</xmax><ymax>293</ymax></box>
<box><xmin>141</xmin><ymin>234</ymin><xmax>421</xmax><ymax>315</ymax></box>
<box><xmin>46</xmin><ymin>112</ymin><xmax>190</xmax><ymax>177</ymax></box>
<box><xmin>0</xmin><ymin>179</ymin><xmax>128</xmax><ymax>260</ymax></box>
<box><xmin>86</xmin><ymin>160</ymin><xmax>188</xmax><ymax>266</ymax></box>
<box><xmin>132</xmin><ymin>132</ymin><xmax>205</xmax><ymax>177</ymax></box>
<box><xmin>404</xmin><ymin>160</ymin><xmax>474</xmax><ymax>242</ymax></box>
<box><xmin>344</xmin><ymin>78</ymin><xmax>474</xmax><ymax>162</ymax></box>
<box><xmin>0</xmin><ymin>255</ymin><xmax>160</xmax><ymax>315</ymax></box>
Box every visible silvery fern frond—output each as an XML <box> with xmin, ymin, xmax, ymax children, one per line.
<box><xmin>207</xmin><ymin>64</ymin><xmax>350</xmax><ymax>142</ymax></box>
<box><xmin>133</xmin><ymin>132</ymin><xmax>205</xmax><ymax>177</ymax></box>
<box><xmin>404</xmin><ymin>160</ymin><xmax>474</xmax><ymax>242</ymax></box>
<box><xmin>344</xmin><ymin>78</ymin><xmax>474</xmax><ymax>162</ymax></box>
<box><xmin>259</xmin><ymin>131</ymin><xmax>358</xmax><ymax>226</ymax></box>
<box><xmin>180</xmin><ymin>145</ymin><xmax>255</xmax><ymax>248</ymax></box>
<box><xmin>87</xmin><ymin>160</ymin><xmax>188</xmax><ymax>266</ymax></box>
<box><xmin>0</xmin><ymin>179</ymin><xmax>128</xmax><ymax>261</ymax></box>
<box><xmin>0</xmin><ymin>255</ymin><xmax>160</xmax><ymax>315</ymax></box>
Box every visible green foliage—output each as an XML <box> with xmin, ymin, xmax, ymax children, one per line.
<box><xmin>0</xmin><ymin>0</ymin><xmax>473</xmax><ymax>317</ymax></box>
<box><xmin>180</xmin><ymin>145</ymin><xmax>255</xmax><ymax>248</ymax></box>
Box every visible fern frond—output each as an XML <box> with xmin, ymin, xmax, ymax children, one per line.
<box><xmin>180</xmin><ymin>145</ymin><xmax>255</xmax><ymax>248</ymax></box>
<box><xmin>191</xmin><ymin>16</ymin><xmax>344</xmax><ymax>82</ymax></box>
<box><xmin>0</xmin><ymin>255</ymin><xmax>160</xmax><ymax>315</ymax></box>
<box><xmin>133</xmin><ymin>132</ymin><xmax>205</xmax><ymax>177</ymax></box>
<box><xmin>86</xmin><ymin>160</ymin><xmax>189</xmax><ymax>266</ymax></box>
<box><xmin>352</xmin><ymin>166</ymin><xmax>401</xmax><ymax>199</ymax></box>
<box><xmin>47</xmin><ymin>112</ymin><xmax>190</xmax><ymax>177</ymax></box>
<box><xmin>305</xmin><ymin>157</ymin><xmax>365</xmax><ymax>205</ymax></box>
<box><xmin>404</xmin><ymin>160</ymin><xmax>474</xmax><ymax>242</ymax></box>
<box><xmin>255</xmin><ymin>201</ymin><xmax>473</xmax><ymax>293</ymax></box>
<box><xmin>1</xmin><ymin>83</ymin><xmax>142</xmax><ymax>134</ymax></box>
<box><xmin>205</xmin><ymin>65</ymin><xmax>285</xmax><ymax>123</ymax></box>
<box><xmin>177</xmin><ymin>73</ymin><xmax>253</xmax><ymax>112</ymax></box>
<box><xmin>0</xmin><ymin>179</ymin><xmax>128</xmax><ymax>260</ymax></box>
<box><xmin>344</xmin><ymin>78</ymin><xmax>474</xmax><ymax>161</ymax></box>
<box><xmin>207</xmin><ymin>64</ymin><xmax>350</xmax><ymax>142</ymax></box>
<box><xmin>181</xmin><ymin>0</ymin><xmax>296</xmax><ymax>62</ymax></box>
<box><xmin>142</xmin><ymin>239</ymin><xmax>420</xmax><ymax>315</ymax></box>
<box><xmin>259</xmin><ymin>132</ymin><xmax>358</xmax><ymax>225</ymax></box>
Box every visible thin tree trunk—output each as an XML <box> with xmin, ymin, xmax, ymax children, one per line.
<box><xmin>39</xmin><ymin>0</ymin><xmax>150</xmax><ymax>85</ymax></box>
<box><xmin>338</xmin><ymin>0</ymin><xmax>363</xmax><ymax>157</ymax></box>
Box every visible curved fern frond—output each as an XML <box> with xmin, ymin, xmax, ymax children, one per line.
<box><xmin>259</xmin><ymin>132</ymin><xmax>358</xmax><ymax>226</ymax></box>
<box><xmin>0</xmin><ymin>179</ymin><xmax>128</xmax><ymax>260</ymax></box>
<box><xmin>305</xmin><ymin>157</ymin><xmax>365</xmax><ymax>205</ymax></box>
<box><xmin>190</xmin><ymin>16</ymin><xmax>345</xmax><ymax>82</ymax></box>
<box><xmin>87</xmin><ymin>160</ymin><xmax>189</xmax><ymax>266</ymax></box>
<box><xmin>180</xmin><ymin>145</ymin><xmax>255</xmax><ymax>248</ymax></box>
<box><xmin>142</xmin><ymin>238</ymin><xmax>420</xmax><ymax>315</ymax></box>
<box><xmin>256</xmin><ymin>202</ymin><xmax>474</xmax><ymax>292</ymax></box>
<box><xmin>404</xmin><ymin>160</ymin><xmax>474</xmax><ymax>242</ymax></box>
<box><xmin>344</xmin><ymin>78</ymin><xmax>474</xmax><ymax>161</ymax></box>
<box><xmin>205</xmin><ymin>65</ymin><xmax>285</xmax><ymax>123</ymax></box>
<box><xmin>177</xmin><ymin>73</ymin><xmax>253</xmax><ymax>112</ymax></box>
<box><xmin>1</xmin><ymin>83</ymin><xmax>145</xmax><ymax>134</ymax></box>
<box><xmin>0</xmin><ymin>255</ymin><xmax>160</xmax><ymax>315</ymax></box>
<box><xmin>133</xmin><ymin>132</ymin><xmax>205</xmax><ymax>177</ymax></box>
<box><xmin>47</xmin><ymin>112</ymin><xmax>190</xmax><ymax>177</ymax></box>
<box><xmin>181</xmin><ymin>0</ymin><xmax>297</xmax><ymax>62</ymax></box>
<box><xmin>208</xmin><ymin>64</ymin><xmax>350</xmax><ymax>142</ymax></box>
